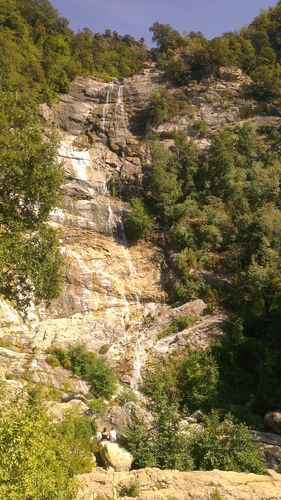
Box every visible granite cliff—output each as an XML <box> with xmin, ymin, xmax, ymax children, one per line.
<box><xmin>1</xmin><ymin>64</ymin><xmax>281</xmax><ymax>395</ymax></box>
<box><xmin>2</xmin><ymin>63</ymin><xmax>281</xmax><ymax>495</ymax></box>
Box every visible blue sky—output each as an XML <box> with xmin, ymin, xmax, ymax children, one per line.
<box><xmin>51</xmin><ymin>0</ymin><xmax>277</xmax><ymax>42</ymax></box>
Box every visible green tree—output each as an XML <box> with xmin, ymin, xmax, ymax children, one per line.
<box><xmin>149</xmin><ymin>22</ymin><xmax>185</xmax><ymax>52</ymax></box>
<box><xmin>125</xmin><ymin>198</ymin><xmax>154</xmax><ymax>241</ymax></box>
<box><xmin>126</xmin><ymin>393</ymin><xmax>193</xmax><ymax>471</ymax></box>
<box><xmin>191</xmin><ymin>411</ymin><xmax>266</xmax><ymax>473</ymax></box>
<box><xmin>178</xmin><ymin>349</ymin><xmax>219</xmax><ymax>412</ymax></box>
<box><xmin>0</xmin><ymin>91</ymin><xmax>63</xmax><ymax>309</ymax></box>
<box><xmin>0</xmin><ymin>390</ymin><xmax>91</xmax><ymax>499</ymax></box>
<box><xmin>148</xmin><ymin>142</ymin><xmax>182</xmax><ymax>221</ymax></box>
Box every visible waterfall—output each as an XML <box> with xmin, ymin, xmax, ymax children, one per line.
<box><xmin>102</xmin><ymin>84</ymin><xmax>113</xmax><ymax>132</ymax></box>
<box><xmin>107</xmin><ymin>202</ymin><xmax>115</xmax><ymax>235</ymax></box>
<box><xmin>115</xmin><ymin>84</ymin><xmax>128</xmax><ymax>134</ymax></box>
<box><xmin>131</xmin><ymin>338</ymin><xmax>143</xmax><ymax>393</ymax></box>
<box><xmin>99</xmin><ymin>81</ymin><xmax>142</xmax><ymax>360</ymax></box>
<box><xmin>118</xmin><ymin>214</ymin><xmax>141</xmax><ymax>307</ymax></box>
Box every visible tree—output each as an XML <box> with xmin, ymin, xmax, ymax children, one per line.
<box><xmin>148</xmin><ymin>142</ymin><xmax>182</xmax><ymax>221</ymax></box>
<box><xmin>173</xmin><ymin>131</ymin><xmax>199</xmax><ymax>195</ymax></box>
<box><xmin>0</xmin><ymin>92</ymin><xmax>63</xmax><ymax>309</ymax></box>
<box><xmin>191</xmin><ymin>411</ymin><xmax>266</xmax><ymax>473</ymax></box>
<box><xmin>178</xmin><ymin>349</ymin><xmax>219</xmax><ymax>412</ymax></box>
<box><xmin>0</xmin><ymin>390</ymin><xmax>95</xmax><ymax>499</ymax></box>
<box><xmin>250</xmin><ymin>63</ymin><xmax>281</xmax><ymax>99</ymax></box>
<box><xmin>125</xmin><ymin>198</ymin><xmax>154</xmax><ymax>241</ymax></box>
<box><xmin>126</xmin><ymin>385</ymin><xmax>193</xmax><ymax>471</ymax></box>
<box><xmin>149</xmin><ymin>22</ymin><xmax>184</xmax><ymax>52</ymax></box>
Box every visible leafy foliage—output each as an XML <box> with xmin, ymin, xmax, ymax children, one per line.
<box><xmin>0</xmin><ymin>0</ymin><xmax>147</xmax><ymax>100</ymax></box>
<box><xmin>47</xmin><ymin>345</ymin><xmax>117</xmax><ymax>399</ymax></box>
<box><xmin>191</xmin><ymin>411</ymin><xmax>265</xmax><ymax>473</ymax></box>
<box><xmin>125</xmin><ymin>197</ymin><xmax>154</xmax><ymax>241</ymax></box>
<box><xmin>157</xmin><ymin>314</ymin><xmax>199</xmax><ymax>340</ymax></box>
<box><xmin>0</xmin><ymin>91</ymin><xmax>63</xmax><ymax>309</ymax></box>
<box><xmin>143</xmin><ymin>122</ymin><xmax>281</xmax><ymax>338</ymax></box>
<box><xmin>150</xmin><ymin>2</ymin><xmax>281</xmax><ymax>99</ymax></box>
<box><xmin>178</xmin><ymin>350</ymin><xmax>219</xmax><ymax>412</ymax></box>
<box><xmin>126</xmin><ymin>366</ymin><xmax>265</xmax><ymax>474</ymax></box>
<box><xmin>0</xmin><ymin>390</ymin><xmax>95</xmax><ymax>499</ymax></box>
<box><xmin>126</xmin><ymin>397</ymin><xmax>193</xmax><ymax>471</ymax></box>
<box><xmin>146</xmin><ymin>89</ymin><xmax>192</xmax><ymax>127</ymax></box>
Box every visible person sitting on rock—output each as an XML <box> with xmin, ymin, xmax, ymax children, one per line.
<box><xmin>109</xmin><ymin>427</ymin><xmax>117</xmax><ymax>443</ymax></box>
<box><xmin>101</xmin><ymin>427</ymin><xmax>109</xmax><ymax>441</ymax></box>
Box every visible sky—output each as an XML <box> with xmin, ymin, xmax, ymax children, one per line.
<box><xmin>51</xmin><ymin>0</ymin><xmax>277</xmax><ymax>43</ymax></box>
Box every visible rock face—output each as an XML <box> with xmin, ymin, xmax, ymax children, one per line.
<box><xmin>77</xmin><ymin>467</ymin><xmax>281</xmax><ymax>499</ymax></box>
<box><xmin>98</xmin><ymin>441</ymin><xmax>133</xmax><ymax>472</ymax></box>
<box><xmin>1</xmin><ymin>66</ymin><xmax>281</xmax><ymax>394</ymax></box>
<box><xmin>97</xmin><ymin>402</ymin><xmax>152</xmax><ymax>436</ymax></box>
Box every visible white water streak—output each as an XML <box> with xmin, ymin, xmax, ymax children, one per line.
<box><xmin>102</xmin><ymin>84</ymin><xmax>113</xmax><ymax>132</ymax></box>
<box><xmin>116</xmin><ymin>84</ymin><xmax>128</xmax><ymax>134</ymax></box>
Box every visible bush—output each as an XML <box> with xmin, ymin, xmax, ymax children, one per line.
<box><xmin>117</xmin><ymin>389</ymin><xmax>139</xmax><ymax>406</ymax></box>
<box><xmin>88</xmin><ymin>398</ymin><xmax>107</xmax><ymax>416</ymax></box>
<box><xmin>99</xmin><ymin>344</ymin><xmax>110</xmax><ymax>355</ymax></box>
<box><xmin>125</xmin><ymin>198</ymin><xmax>154</xmax><ymax>241</ymax></box>
<box><xmin>126</xmin><ymin>400</ymin><xmax>193</xmax><ymax>471</ymax></box>
<box><xmin>146</xmin><ymin>89</ymin><xmax>192</xmax><ymax>127</ymax></box>
<box><xmin>157</xmin><ymin>315</ymin><xmax>199</xmax><ymax>340</ymax></box>
<box><xmin>191</xmin><ymin>411</ymin><xmax>266</xmax><ymax>474</ymax></box>
<box><xmin>119</xmin><ymin>482</ymin><xmax>140</xmax><ymax>497</ymax></box>
<box><xmin>191</xmin><ymin>120</ymin><xmax>209</xmax><ymax>138</ymax></box>
<box><xmin>47</xmin><ymin>345</ymin><xmax>117</xmax><ymax>399</ymax></box>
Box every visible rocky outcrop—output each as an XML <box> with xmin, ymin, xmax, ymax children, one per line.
<box><xmin>98</xmin><ymin>442</ymin><xmax>133</xmax><ymax>472</ymax></box>
<box><xmin>265</xmin><ymin>412</ymin><xmax>281</xmax><ymax>434</ymax></box>
<box><xmin>77</xmin><ymin>467</ymin><xmax>281</xmax><ymax>499</ymax></box>
<box><xmin>47</xmin><ymin>399</ymin><xmax>90</xmax><ymax>421</ymax></box>
<box><xmin>153</xmin><ymin>66</ymin><xmax>281</xmax><ymax>148</ymax></box>
<box><xmin>97</xmin><ymin>402</ymin><xmax>152</xmax><ymax>436</ymax></box>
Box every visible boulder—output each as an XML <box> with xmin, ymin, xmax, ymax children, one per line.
<box><xmin>47</xmin><ymin>399</ymin><xmax>89</xmax><ymax>421</ymax></box>
<box><xmin>97</xmin><ymin>402</ymin><xmax>152</xmax><ymax>435</ymax></box>
<box><xmin>265</xmin><ymin>412</ymin><xmax>281</xmax><ymax>434</ymax></box>
<box><xmin>98</xmin><ymin>441</ymin><xmax>133</xmax><ymax>472</ymax></box>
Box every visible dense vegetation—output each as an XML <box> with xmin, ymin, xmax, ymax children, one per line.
<box><xmin>0</xmin><ymin>389</ymin><xmax>95</xmax><ymax>499</ymax></box>
<box><xmin>150</xmin><ymin>1</ymin><xmax>281</xmax><ymax>98</ymax></box>
<box><xmin>126</xmin><ymin>361</ymin><xmax>265</xmax><ymax>473</ymax></box>
<box><xmin>128</xmin><ymin>119</ymin><xmax>281</xmax><ymax>419</ymax></box>
<box><xmin>0</xmin><ymin>0</ymin><xmax>147</xmax><ymax>100</ymax></box>
<box><xmin>0</xmin><ymin>91</ymin><xmax>63</xmax><ymax>310</ymax></box>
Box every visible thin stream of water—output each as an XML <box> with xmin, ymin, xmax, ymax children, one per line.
<box><xmin>101</xmin><ymin>82</ymin><xmax>143</xmax><ymax>390</ymax></box>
